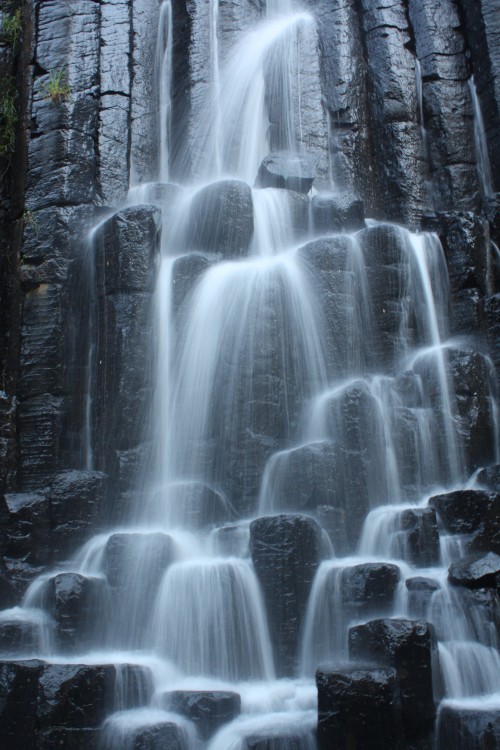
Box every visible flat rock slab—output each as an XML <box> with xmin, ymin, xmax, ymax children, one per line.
<box><xmin>448</xmin><ymin>551</ymin><xmax>500</xmax><ymax>589</ymax></box>
<box><xmin>255</xmin><ymin>152</ymin><xmax>316</xmax><ymax>194</ymax></box>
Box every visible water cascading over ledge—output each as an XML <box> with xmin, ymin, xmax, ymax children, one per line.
<box><xmin>0</xmin><ymin>0</ymin><xmax>500</xmax><ymax>749</ymax></box>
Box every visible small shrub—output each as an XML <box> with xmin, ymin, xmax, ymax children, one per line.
<box><xmin>44</xmin><ymin>69</ymin><xmax>71</xmax><ymax>102</ymax></box>
<box><xmin>0</xmin><ymin>80</ymin><xmax>17</xmax><ymax>176</ymax></box>
<box><xmin>2</xmin><ymin>8</ymin><xmax>21</xmax><ymax>52</ymax></box>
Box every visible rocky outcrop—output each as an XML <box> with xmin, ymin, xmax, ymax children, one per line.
<box><xmin>316</xmin><ymin>665</ymin><xmax>404</xmax><ymax>750</ymax></box>
<box><xmin>249</xmin><ymin>514</ymin><xmax>323</xmax><ymax>676</ymax></box>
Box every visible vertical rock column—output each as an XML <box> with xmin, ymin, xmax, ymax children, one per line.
<box><xmin>19</xmin><ymin>0</ymin><xmax>101</xmax><ymax>489</ymax></box>
<box><xmin>93</xmin><ymin>205</ymin><xmax>161</xmax><ymax>504</ymax></box>
<box><xmin>358</xmin><ymin>0</ymin><xmax>426</xmax><ymax>225</ymax></box>
<box><xmin>408</xmin><ymin>0</ymin><xmax>480</xmax><ymax>212</ymax></box>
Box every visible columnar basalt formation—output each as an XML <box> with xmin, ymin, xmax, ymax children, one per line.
<box><xmin>0</xmin><ymin>0</ymin><xmax>499</xmax><ymax>748</ymax></box>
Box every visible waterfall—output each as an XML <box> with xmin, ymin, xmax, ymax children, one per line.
<box><xmin>2</xmin><ymin>1</ymin><xmax>500</xmax><ymax>748</ymax></box>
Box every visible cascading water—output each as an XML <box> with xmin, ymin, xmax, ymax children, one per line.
<box><xmin>2</xmin><ymin>0</ymin><xmax>500</xmax><ymax>748</ymax></box>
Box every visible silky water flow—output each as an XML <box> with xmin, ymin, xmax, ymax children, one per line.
<box><xmin>2</xmin><ymin>1</ymin><xmax>500</xmax><ymax>748</ymax></box>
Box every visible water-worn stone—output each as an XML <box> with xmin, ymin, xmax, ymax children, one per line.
<box><xmin>429</xmin><ymin>489</ymin><xmax>500</xmax><ymax>553</ymax></box>
<box><xmin>132</xmin><ymin>723</ymin><xmax>187</xmax><ymax>750</ymax></box>
<box><xmin>0</xmin><ymin>619</ymin><xmax>41</xmax><ymax>654</ymax></box>
<box><xmin>255</xmin><ymin>152</ymin><xmax>316</xmax><ymax>194</ymax></box>
<box><xmin>104</xmin><ymin>532</ymin><xmax>174</xmax><ymax>590</ymax></box>
<box><xmin>448</xmin><ymin>552</ymin><xmax>500</xmax><ymax>589</ymax></box>
<box><xmin>348</xmin><ymin>618</ymin><xmax>439</xmax><ymax>740</ymax></box>
<box><xmin>311</xmin><ymin>192</ymin><xmax>365</xmax><ymax>233</ymax></box>
<box><xmin>341</xmin><ymin>564</ymin><xmax>401</xmax><ymax>621</ymax></box>
<box><xmin>49</xmin><ymin>470</ymin><xmax>108</xmax><ymax>559</ymax></box>
<box><xmin>185</xmin><ymin>180</ymin><xmax>254</xmax><ymax>258</ymax></box>
<box><xmin>3</xmin><ymin>491</ymin><xmax>50</xmax><ymax>564</ymax></box>
<box><xmin>477</xmin><ymin>464</ymin><xmax>500</xmax><ymax>493</ymax></box>
<box><xmin>249</xmin><ymin>514</ymin><xmax>323</xmax><ymax>675</ymax></box>
<box><xmin>262</xmin><ymin>440</ymin><xmax>372</xmax><ymax>552</ymax></box>
<box><xmin>36</xmin><ymin>664</ymin><xmax>117</xmax><ymax>729</ymax></box>
<box><xmin>406</xmin><ymin>577</ymin><xmax>440</xmax><ymax>619</ymax></box>
<box><xmin>46</xmin><ymin>573</ymin><xmax>106</xmax><ymax>651</ymax></box>
<box><xmin>316</xmin><ymin>664</ymin><xmax>404</xmax><ymax>750</ymax></box>
<box><xmin>0</xmin><ymin>660</ymin><xmax>44</xmax><ymax>749</ymax></box>
<box><xmin>164</xmin><ymin>690</ymin><xmax>241</xmax><ymax>739</ymax></box>
<box><xmin>171</xmin><ymin>253</ymin><xmax>214</xmax><ymax>315</ymax></box>
<box><xmin>437</xmin><ymin>704</ymin><xmax>500</xmax><ymax>749</ymax></box>
<box><xmin>94</xmin><ymin>206</ymin><xmax>162</xmax><ymax>296</ymax></box>
<box><xmin>394</xmin><ymin>508</ymin><xmax>441</xmax><ymax>567</ymax></box>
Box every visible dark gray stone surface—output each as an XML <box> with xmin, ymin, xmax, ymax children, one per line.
<box><xmin>249</xmin><ymin>514</ymin><xmax>323</xmax><ymax>676</ymax></box>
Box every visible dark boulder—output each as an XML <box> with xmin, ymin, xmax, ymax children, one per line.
<box><xmin>405</xmin><ymin>578</ymin><xmax>440</xmax><ymax>619</ymax></box>
<box><xmin>316</xmin><ymin>664</ymin><xmax>404</xmax><ymax>750</ymax></box>
<box><xmin>45</xmin><ymin>573</ymin><xmax>106</xmax><ymax>652</ymax></box>
<box><xmin>0</xmin><ymin>619</ymin><xmax>42</xmax><ymax>655</ymax></box>
<box><xmin>429</xmin><ymin>489</ymin><xmax>500</xmax><ymax>553</ymax></box>
<box><xmin>185</xmin><ymin>180</ymin><xmax>254</xmax><ymax>258</ymax></box>
<box><xmin>36</xmin><ymin>664</ymin><xmax>117</xmax><ymax>729</ymax></box>
<box><xmin>132</xmin><ymin>723</ymin><xmax>188</xmax><ymax>750</ymax></box>
<box><xmin>477</xmin><ymin>464</ymin><xmax>500</xmax><ymax>493</ymax></box>
<box><xmin>171</xmin><ymin>253</ymin><xmax>214</xmax><ymax>315</ymax></box>
<box><xmin>437</xmin><ymin>704</ymin><xmax>500</xmax><ymax>750</ymax></box>
<box><xmin>348</xmin><ymin>618</ymin><xmax>440</xmax><ymax>740</ymax></box>
<box><xmin>94</xmin><ymin>205</ymin><xmax>162</xmax><ymax>296</ymax></box>
<box><xmin>311</xmin><ymin>192</ymin><xmax>365</xmax><ymax>233</ymax></box>
<box><xmin>255</xmin><ymin>152</ymin><xmax>316</xmax><ymax>194</ymax></box>
<box><xmin>448</xmin><ymin>552</ymin><xmax>500</xmax><ymax>589</ymax></box>
<box><xmin>0</xmin><ymin>660</ymin><xmax>44</xmax><ymax>750</ymax></box>
<box><xmin>341</xmin><ymin>563</ymin><xmax>401</xmax><ymax>621</ymax></box>
<box><xmin>37</xmin><ymin>728</ymin><xmax>100</xmax><ymax>750</ymax></box>
<box><xmin>3</xmin><ymin>491</ymin><xmax>50</xmax><ymax>565</ymax></box>
<box><xmin>249</xmin><ymin>514</ymin><xmax>323</xmax><ymax>676</ymax></box>
<box><xmin>394</xmin><ymin>508</ymin><xmax>441</xmax><ymax>567</ymax></box>
<box><xmin>447</xmin><ymin>348</ymin><xmax>497</xmax><ymax>473</ymax></box>
<box><xmin>245</xmin><ymin>733</ymin><xmax>316</xmax><ymax>749</ymax></box>
<box><xmin>49</xmin><ymin>470</ymin><xmax>108</xmax><ymax>559</ymax></box>
<box><xmin>104</xmin><ymin>532</ymin><xmax>174</xmax><ymax>590</ymax></box>
<box><xmin>164</xmin><ymin>690</ymin><xmax>241</xmax><ymax>739</ymax></box>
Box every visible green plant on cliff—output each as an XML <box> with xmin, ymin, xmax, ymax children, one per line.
<box><xmin>2</xmin><ymin>7</ymin><xmax>22</xmax><ymax>53</ymax></box>
<box><xmin>44</xmin><ymin>68</ymin><xmax>71</xmax><ymax>102</ymax></box>
<box><xmin>0</xmin><ymin>80</ymin><xmax>17</xmax><ymax>176</ymax></box>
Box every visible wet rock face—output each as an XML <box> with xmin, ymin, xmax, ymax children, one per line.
<box><xmin>164</xmin><ymin>690</ymin><xmax>241</xmax><ymax>739</ymax></box>
<box><xmin>447</xmin><ymin>348</ymin><xmax>497</xmax><ymax>473</ymax></box>
<box><xmin>448</xmin><ymin>552</ymin><xmax>500</xmax><ymax>589</ymax></box>
<box><xmin>316</xmin><ymin>665</ymin><xmax>404</xmax><ymax>750</ymax></box>
<box><xmin>245</xmin><ymin>735</ymin><xmax>315</xmax><ymax>750</ymax></box>
<box><xmin>395</xmin><ymin>508</ymin><xmax>441</xmax><ymax>567</ymax></box>
<box><xmin>255</xmin><ymin>152</ymin><xmax>316</xmax><ymax>194</ymax></box>
<box><xmin>405</xmin><ymin>577</ymin><xmax>440</xmax><ymax>619</ymax></box>
<box><xmin>260</xmin><ymin>440</ymin><xmax>369</xmax><ymax>551</ymax></box>
<box><xmin>249</xmin><ymin>514</ymin><xmax>324</xmax><ymax>676</ymax></box>
<box><xmin>311</xmin><ymin>192</ymin><xmax>365</xmax><ymax>233</ymax></box>
<box><xmin>0</xmin><ymin>660</ymin><xmax>150</xmax><ymax>750</ymax></box>
<box><xmin>341</xmin><ymin>564</ymin><xmax>401</xmax><ymax>621</ymax></box>
<box><xmin>46</xmin><ymin>573</ymin><xmax>106</xmax><ymax>652</ymax></box>
<box><xmin>437</xmin><ymin>705</ymin><xmax>500</xmax><ymax>749</ymax></box>
<box><xmin>132</xmin><ymin>723</ymin><xmax>187</xmax><ymax>750</ymax></box>
<box><xmin>104</xmin><ymin>532</ymin><xmax>174</xmax><ymax>590</ymax></box>
<box><xmin>429</xmin><ymin>489</ymin><xmax>500</xmax><ymax>554</ymax></box>
<box><xmin>94</xmin><ymin>206</ymin><xmax>162</xmax><ymax>296</ymax></box>
<box><xmin>185</xmin><ymin>180</ymin><xmax>254</xmax><ymax>258</ymax></box>
<box><xmin>348</xmin><ymin>618</ymin><xmax>440</xmax><ymax>742</ymax></box>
